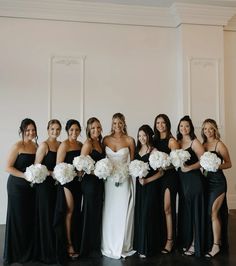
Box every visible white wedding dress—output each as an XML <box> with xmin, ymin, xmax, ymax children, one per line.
<box><xmin>101</xmin><ymin>146</ymin><xmax>136</xmax><ymax>259</ymax></box>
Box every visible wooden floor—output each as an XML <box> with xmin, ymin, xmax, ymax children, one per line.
<box><xmin>1</xmin><ymin>210</ymin><xmax>236</xmax><ymax>266</ymax></box>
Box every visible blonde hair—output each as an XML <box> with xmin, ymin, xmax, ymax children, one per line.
<box><xmin>111</xmin><ymin>113</ymin><xmax>127</xmax><ymax>135</ymax></box>
<box><xmin>201</xmin><ymin>118</ymin><xmax>221</xmax><ymax>143</ymax></box>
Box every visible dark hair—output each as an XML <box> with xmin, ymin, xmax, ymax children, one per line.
<box><xmin>176</xmin><ymin>115</ymin><xmax>196</xmax><ymax>141</ymax></box>
<box><xmin>111</xmin><ymin>112</ymin><xmax>127</xmax><ymax>135</ymax></box>
<box><xmin>153</xmin><ymin>114</ymin><xmax>173</xmax><ymax>140</ymax></box>
<box><xmin>47</xmin><ymin>119</ymin><xmax>62</xmax><ymax>130</ymax></box>
<box><xmin>136</xmin><ymin>124</ymin><xmax>154</xmax><ymax>152</ymax></box>
<box><xmin>201</xmin><ymin>118</ymin><xmax>220</xmax><ymax>143</ymax></box>
<box><xmin>86</xmin><ymin>117</ymin><xmax>102</xmax><ymax>142</ymax></box>
<box><xmin>65</xmin><ymin>119</ymin><xmax>81</xmax><ymax>133</ymax></box>
<box><xmin>19</xmin><ymin>118</ymin><xmax>38</xmax><ymax>144</ymax></box>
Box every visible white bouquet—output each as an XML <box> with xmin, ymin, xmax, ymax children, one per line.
<box><xmin>24</xmin><ymin>164</ymin><xmax>49</xmax><ymax>186</ymax></box>
<box><xmin>94</xmin><ymin>158</ymin><xmax>113</xmax><ymax>180</ymax></box>
<box><xmin>111</xmin><ymin>162</ymin><xmax>129</xmax><ymax>187</ymax></box>
<box><xmin>129</xmin><ymin>159</ymin><xmax>149</xmax><ymax>178</ymax></box>
<box><xmin>200</xmin><ymin>151</ymin><xmax>221</xmax><ymax>173</ymax></box>
<box><xmin>53</xmin><ymin>163</ymin><xmax>77</xmax><ymax>185</ymax></box>
<box><xmin>149</xmin><ymin>150</ymin><xmax>171</xmax><ymax>170</ymax></box>
<box><xmin>73</xmin><ymin>155</ymin><xmax>95</xmax><ymax>174</ymax></box>
<box><xmin>169</xmin><ymin>149</ymin><xmax>191</xmax><ymax>170</ymax></box>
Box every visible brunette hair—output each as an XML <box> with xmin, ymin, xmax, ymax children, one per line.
<box><xmin>47</xmin><ymin>119</ymin><xmax>62</xmax><ymax>130</ymax></box>
<box><xmin>86</xmin><ymin>117</ymin><xmax>102</xmax><ymax>142</ymax></box>
<box><xmin>136</xmin><ymin>124</ymin><xmax>154</xmax><ymax>152</ymax></box>
<box><xmin>176</xmin><ymin>115</ymin><xmax>196</xmax><ymax>141</ymax></box>
<box><xmin>19</xmin><ymin>118</ymin><xmax>38</xmax><ymax>144</ymax></box>
<box><xmin>65</xmin><ymin>119</ymin><xmax>81</xmax><ymax>133</ymax></box>
<box><xmin>153</xmin><ymin>114</ymin><xmax>173</xmax><ymax>140</ymax></box>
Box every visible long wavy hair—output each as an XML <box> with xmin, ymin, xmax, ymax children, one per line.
<box><xmin>136</xmin><ymin>124</ymin><xmax>154</xmax><ymax>152</ymax></box>
<box><xmin>201</xmin><ymin>118</ymin><xmax>220</xmax><ymax>144</ymax></box>
<box><xmin>86</xmin><ymin>117</ymin><xmax>103</xmax><ymax>143</ymax></box>
<box><xmin>110</xmin><ymin>113</ymin><xmax>128</xmax><ymax>135</ymax></box>
<box><xmin>176</xmin><ymin>115</ymin><xmax>196</xmax><ymax>141</ymax></box>
<box><xmin>153</xmin><ymin>114</ymin><xmax>173</xmax><ymax>140</ymax></box>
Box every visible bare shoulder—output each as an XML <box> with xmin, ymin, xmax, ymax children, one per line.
<box><xmin>126</xmin><ymin>135</ymin><xmax>135</xmax><ymax>144</ymax></box>
<box><xmin>217</xmin><ymin>140</ymin><xmax>228</xmax><ymax>152</ymax></box>
<box><xmin>169</xmin><ymin>137</ymin><xmax>179</xmax><ymax>149</ymax></box>
<box><xmin>103</xmin><ymin>135</ymin><xmax>112</xmax><ymax>145</ymax></box>
<box><xmin>82</xmin><ymin>139</ymin><xmax>92</xmax><ymax>148</ymax></box>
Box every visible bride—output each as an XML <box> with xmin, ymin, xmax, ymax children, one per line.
<box><xmin>101</xmin><ymin>113</ymin><xmax>136</xmax><ymax>259</ymax></box>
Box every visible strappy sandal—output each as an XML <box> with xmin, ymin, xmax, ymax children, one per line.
<box><xmin>205</xmin><ymin>243</ymin><xmax>221</xmax><ymax>258</ymax></box>
<box><xmin>184</xmin><ymin>245</ymin><xmax>195</xmax><ymax>256</ymax></box>
<box><xmin>67</xmin><ymin>243</ymin><xmax>79</xmax><ymax>260</ymax></box>
<box><xmin>161</xmin><ymin>239</ymin><xmax>174</xmax><ymax>254</ymax></box>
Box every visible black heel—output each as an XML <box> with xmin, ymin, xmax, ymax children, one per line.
<box><xmin>161</xmin><ymin>239</ymin><xmax>174</xmax><ymax>254</ymax></box>
<box><xmin>205</xmin><ymin>243</ymin><xmax>221</xmax><ymax>258</ymax></box>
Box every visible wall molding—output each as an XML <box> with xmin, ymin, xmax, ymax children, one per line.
<box><xmin>0</xmin><ymin>0</ymin><xmax>235</xmax><ymax>27</ymax></box>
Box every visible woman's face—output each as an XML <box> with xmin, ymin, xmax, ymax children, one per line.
<box><xmin>156</xmin><ymin>117</ymin><xmax>167</xmax><ymax>133</ymax></box>
<box><xmin>203</xmin><ymin>122</ymin><xmax>215</xmax><ymax>139</ymax></box>
<box><xmin>138</xmin><ymin>130</ymin><xmax>148</xmax><ymax>146</ymax></box>
<box><xmin>68</xmin><ymin>124</ymin><xmax>80</xmax><ymax>140</ymax></box>
<box><xmin>90</xmin><ymin>121</ymin><xmax>102</xmax><ymax>139</ymax></box>
<box><xmin>179</xmin><ymin>121</ymin><xmax>190</xmax><ymax>136</ymax></box>
<box><xmin>112</xmin><ymin>118</ymin><xmax>124</xmax><ymax>133</ymax></box>
<box><xmin>48</xmin><ymin>123</ymin><xmax>61</xmax><ymax>139</ymax></box>
<box><xmin>24</xmin><ymin>124</ymin><xmax>36</xmax><ymax>141</ymax></box>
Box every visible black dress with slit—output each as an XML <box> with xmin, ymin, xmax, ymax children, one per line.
<box><xmin>177</xmin><ymin>144</ymin><xmax>205</xmax><ymax>257</ymax></box>
<box><xmin>133</xmin><ymin>152</ymin><xmax>162</xmax><ymax>256</ymax></box>
<box><xmin>80</xmin><ymin>150</ymin><xmax>105</xmax><ymax>257</ymax></box>
<box><xmin>3</xmin><ymin>153</ymin><xmax>36</xmax><ymax>265</ymax></box>
<box><xmin>34</xmin><ymin>149</ymin><xmax>58</xmax><ymax>264</ymax></box>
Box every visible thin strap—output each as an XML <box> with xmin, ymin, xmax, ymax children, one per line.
<box><xmin>190</xmin><ymin>140</ymin><xmax>194</xmax><ymax>148</ymax></box>
<box><xmin>45</xmin><ymin>141</ymin><xmax>50</xmax><ymax>152</ymax></box>
<box><xmin>215</xmin><ymin>141</ymin><xmax>220</xmax><ymax>152</ymax></box>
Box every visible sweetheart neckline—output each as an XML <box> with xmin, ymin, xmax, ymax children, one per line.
<box><xmin>105</xmin><ymin>146</ymin><xmax>129</xmax><ymax>153</ymax></box>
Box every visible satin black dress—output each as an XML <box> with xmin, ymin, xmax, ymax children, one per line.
<box><xmin>133</xmin><ymin>152</ymin><xmax>162</xmax><ymax>256</ymax></box>
<box><xmin>205</xmin><ymin>147</ymin><xmax>228</xmax><ymax>252</ymax></box>
<box><xmin>4</xmin><ymin>153</ymin><xmax>36</xmax><ymax>265</ymax></box>
<box><xmin>80</xmin><ymin>150</ymin><xmax>105</xmax><ymax>257</ymax></box>
<box><xmin>177</xmin><ymin>144</ymin><xmax>205</xmax><ymax>257</ymax></box>
<box><xmin>34</xmin><ymin>148</ymin><xmax>58</xmax><ymax>264</ymax></box>
<box><xmin>153</xmin><ymin>137</ymin><xmax>179</xmax><ymax>246</ymax></box>
<box><xmin>54</xmin><ymin>150</ymin><xmax>82</xmax><ymax>263</ymax></box>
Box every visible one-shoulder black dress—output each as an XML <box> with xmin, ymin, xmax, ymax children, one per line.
<box><xmin>133</xmin><ymin>152</ymin><xmax>162</xmax><ymax>256</ymax></box>
<box><xmin>80</xmin><ymin>150</ymin><xmax>105</xmax><ymax>257</ymax></box>
<box><xmin>177</xmin><ymin>145</ymin><xmax>205</xmax><ymax>257</ymax></box>
<box><xmin>34</xmin><ymin>149</ymin><xmax>58</xmax><ymax>264</ymax></box>
<box><xmin>4</xmin><ymin>153</ymin><xmax>35</xmax><ymax>265</ymax></box>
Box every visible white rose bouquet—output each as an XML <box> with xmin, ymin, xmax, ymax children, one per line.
<box><xmin>200</xmin><ymin>151</ymin><xmax>221</xmax><ymax>176</ymax></box>
<box><xmin>129</xmin><ymin>159</ymin><xmax>149</xmax><ymax>178</ymax></box>
<box><xmin>169</xmin><ymin>149</ymin><xmax>191</xmax><ymax>170</ymax></box>
<box><xmin>149</xmin><ymin>150</ymin><xmax>171</xmax><ymax>170</ymax></box>
<box><xmin>111</xmin><ymin>162</ymin><xmax>129</xmax><ymax>187</ymax></box>
<box><xmin>24</xmin><ymin>164</ymin><xmax>49</xmax><ymax>186</ymax></box>
<box><xmin>53</xmin><ymin>163</ymin><xmax>77</xmax><ymax>185</ymax></box>
<box><xmin>94</xmin><ymin>158</ymin><xmax>113</xmax><ymax>180</ymax></box>
<box><xmin>73</xmin><ymin>155</ymin><xmax>95</xmax><ymax>175</ymax></box>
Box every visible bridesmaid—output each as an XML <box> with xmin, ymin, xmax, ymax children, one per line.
<box><xmin>176</xmin><ymin>115</ymin><xmax>205</xmax><ymax>257</ymax></box>
<box><xmin>80</xmin><ymin>117</ymin><xmax>105</xmax><ymax>257</ymax></box>
<box><xmin>34</xmin><ymin>119</ymin><xmax>61</xmax><ymax>264</ymax></box>
<box><xmin>54</xmin><ymin>119</ymin><xmax>83</xmax><ymax>261</ymax></box>
<box><xmin>133</xmin><ymin>125</ymin><xmax>163</xmax><ymax>258</ymax></box>
<box><xmin>153</xmin><ymin>114</ymin><xmax>179</xmax><ymax>254</ymax></box>
<box><xmin>3</xmin><ymin>118</ymin><xmax>38</xmax><ymax>264</ymax></box>
<box><xmin>201</xmin><ymin>119</ymin><xmax>232</xmax><ymax>257</ymax></box>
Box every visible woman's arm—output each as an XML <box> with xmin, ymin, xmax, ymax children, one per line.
<box><xmin>81</xmin><ymin>139</ymin><xmax>92</xmax><ymax>156</ymax></box>
<box><xmin>218</xmin><ymin>141</ymin><xmax>232</xmax><ymax>170</ymax></box>
<box><xmin>34</xmin><ymin>142</ymin><xmax>48</xmax><ymax>164</ymax></box>
<box><xmin>139</xmin><ymin>168</ymin><xmax>164</xmax><ymax>186</ymax></box>
<box><xmin>56</xmin><ymin>141</ymin><xmax>67</xmax><ymax>163</ymax></box>
<box><xmin>128</xmin><ymin>136</ymin><xmax>135</xmax><ymax>161</ymax></box>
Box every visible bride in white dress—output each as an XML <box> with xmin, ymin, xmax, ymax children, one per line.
<box><xmin>101</xmin><ymin>113</ymin><xmax>136</xmax><ymax>259</ymax></box>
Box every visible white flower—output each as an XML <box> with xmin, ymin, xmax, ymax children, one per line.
<box><xmin>94</xmin><ymin>158</ymin><xmax>113</xmax><ymax>180</ymax></box>
<box><xmin>149</xmin><ymin>150</ymin><xmax>171</xmax><ymax>170</ymax></box>
<box><xmin>200</xmin><ymin>152</ymin><xmax>221</xmax><ymax>172</ymax></box>
<box><xmin>169</xmin><ymin>149</ymin><xmax>191</xmax><ymax>170</ymax></box>
<box><xmin>129</xmin><ymin>159</ymin><xmax>149</xmax><ymax>178</ymax></box>
<box><xmin>73</xmin><ymin>155</ymin><xmax>95</xmax><ymax>174</ymax></box>
<box><xmin>53</xmin><ymin>163</ymin><xmax>77</xmax><ymax>185</ymax></box>
<box><xmin>24</xmin><ymin>164</ymin><xmax>49</xmax><ymax>184</ymax></box>
<box><xmin>111</xmin><ymin>162</ymin><xmax>129</xmax><ymax>186</ymax></box>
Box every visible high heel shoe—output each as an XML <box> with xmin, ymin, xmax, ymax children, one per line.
<box><xmin>67</xmin><ymin>243</ymin><xmax>79</xmax><ymax>260</ymax></box>
<box><xmin>205</xmin><ymin>243</ymin><xmax>221</xmax><ymax>258</ymax></box>
<box><xmin>184</xmin><ymin>245</ymin><xmax>195</xmax><ymax>256</ymax></box>
<box><xmin>161</xmin><ymin>239</ymin><xmax>174</xmax><ymax>254</ymax></box>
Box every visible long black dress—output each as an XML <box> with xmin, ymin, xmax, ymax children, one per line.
<box><xmin>205</xmin><ymin>145</ymin><xmax>228</xmax><ymax>253</ymax></box>
<box><xmin>4</xmin><ymin>153</ymin><xmax>36</xmax><ymax>265</ymax></box>
<box><xmin>177</xmin><ymin>143</ymin><xmax>205</xmax><ymax>257</ymax></box>
<box><xmin>34</xmin><ymin>147</ymin><xmax>58</xmax><ymax>264</ymax></box>
<box><xmin>54</xmin><ymin>150</ymin><xmax>82</xmax><ymax>263</ymax></box>
<box><xmin>153</xmin><ymin>137</ymin><xmax>179</xmax><ymax>247</ymax></box>
<box><xmin>133</xmin><ymin>152</ymin><xmax>161</xmax><ymax>256</ymax></box>
<box><xmin>80</xmin><ymin>150</ymin><xmax>105</xmax><ymax>257</ymax></box>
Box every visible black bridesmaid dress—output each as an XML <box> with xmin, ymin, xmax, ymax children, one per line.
<box><xmin>54</xmin><ymin>150</ymin><xmax>82</xmax><ymax>263</ymax></box>
<box><xmin>133</xmin><ymin>152</ymin><xmax>162</xmax><ymax>256</ymax></box>
<box><xmin>80</xmin><ymin>150</ymin><xmax>105</xmax><ymax>257</ymax></box>
<box><xmin>205</xmin><ymin>147</ymin><xmax>228</xmax><ymax>253</ymax></box>
<box><xmin>153</xmin><ymin>137</ymin><xmax>179</xmax><ymax>247</ymax></box>
<box><xmin>3</xmin><ymin>153</ymin><xmax>36</xmax><ymax>265</ymax></box>
<box><xmin>177</xmin><ymin>143</ymin><xmax>205</xmax><ymax>257</ymax></box>
<box><xmin>34</xmin><ymin>147</ymin><xmax>58</xmax><ymax>264</ymax></box>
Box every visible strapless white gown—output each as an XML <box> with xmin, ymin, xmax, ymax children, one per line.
<box><xmin>101</xmin><ymin>147</ymin><xmax>136</xmax><ymax>259</ymax></box>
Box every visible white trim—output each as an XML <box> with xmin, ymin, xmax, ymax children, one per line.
<box><xmin>0</xmin><ymin>0</ymin><xmax>235</xmax><ymax>27</ymax></box>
